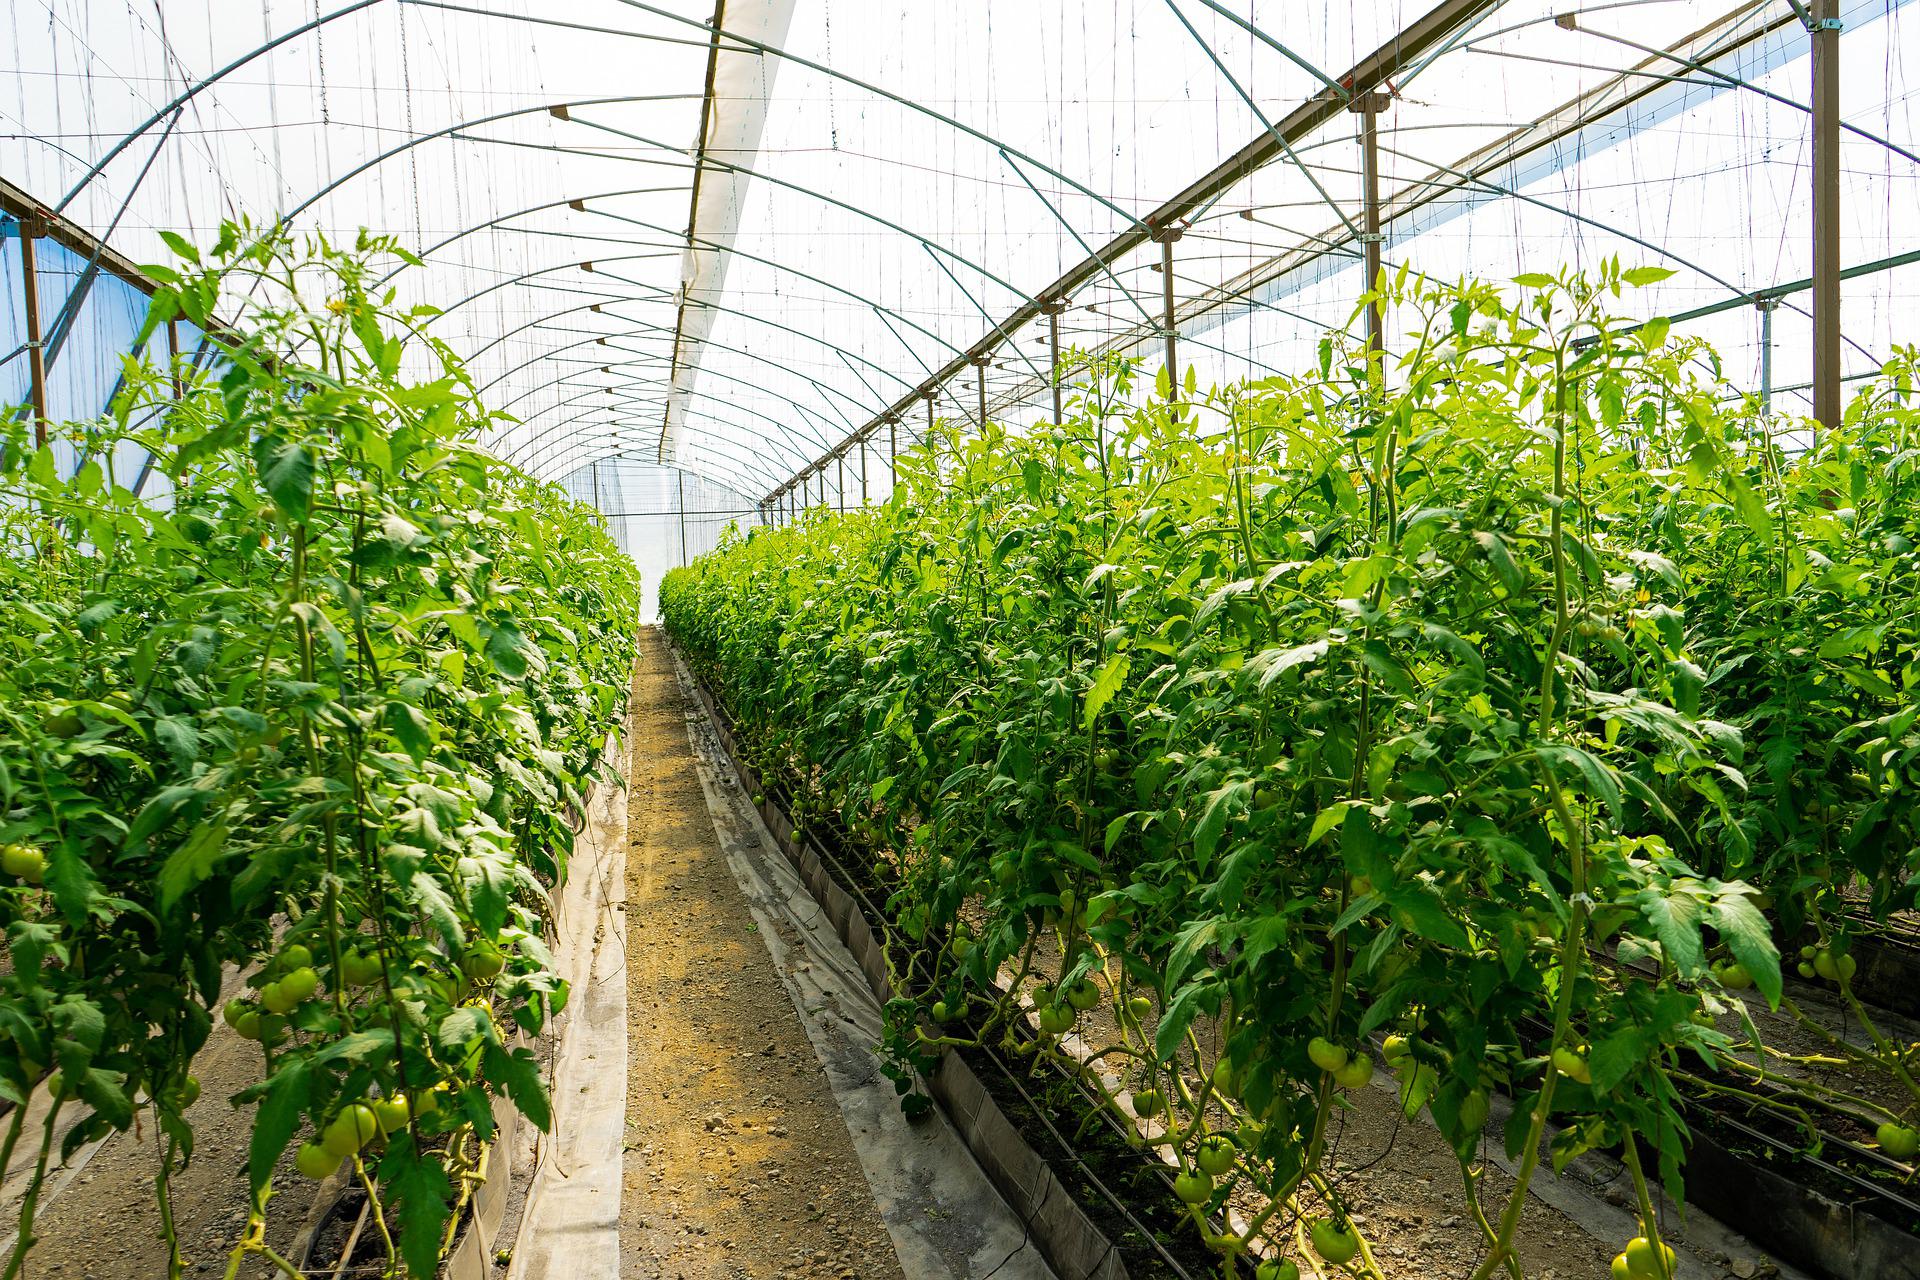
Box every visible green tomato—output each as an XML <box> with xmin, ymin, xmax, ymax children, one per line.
<box><xmin>173</xmin><ymin>1075</ymin><xmax>202</xmax><ymax>1109</ymax></box>
<box><xmin>340</xmin><ymin>950</ymin><xmax>383</xmax><ymax>987</ymax></box>
<box><xmin>1306</xmin><ymin>1036</ymin><xmax>1348</xmax><ymax>1074</ymax></box>
<box><xmin>1037</xmin><ymin>1004</ymin><xmax>1076</xmax><ymax>1036</ymax></box>
<box><xmin>232</xmin><ymin>1010</ymin><xmax>263</xmax><ymax>1041</ymax></box>
<box><xmin>1126</xmin><ymin>995</ymin><xmax>1154</xmax><ymax>1021</ymax></box>
<box><xmin>372</xmin><ymin>1096</ymin><xmax>410</xmax><ymax>1134</ymax></box>
<box><xmin>1813</xmin><ymin>950</ymin><xmax>1840</xmax><ymax>981</ymax></box>
<box><xmin>1334</xmin><ymin>1055</ymin><xmax>1374</xmax><ymax>1090</ymax></box>
<box><xmin>1877</xmin><ymin>1122</ymin><xmax>1919</xmax><ymax>1160</ymax></box>
<box><xmin>1623</xmin><ymin>1235</ymin><xmax>1674</xmax><ymax>1279</ymax></box>
<box><xmin>321</xmin><ymin>1104</ymin><xmax>380</xmax><ymax>1157</ymax></box>
<box><xmin>1172</xmin><ymin>1170</ymin><xmax>1213</xmax><ymax>1205</ymax></box>
<box><xmin>1309</xmin><ymin>1219</ymin><xmax>1359</xmax><ymax>1265</ymax></box>
<box><xmin>1255</xmin><ymin>1263</ymin><xmax>1299</xmax><ymax>1280</ymax></box>
<box><xmin>279</xmin><ymin>943</ymin><xmax>314</xmax><ymax>971</ymax></box>
<box><xmin>1131</xmin><ymin>1089</ymin><xmax>1163</xmax><ymax>1118</ymax></box>
<box><xmin>1381</xmin><ymin>1033</ymin><xmax>1412</xmax><ymax>1065</ymax></box>
<box><xmin>278</xmin><ymin>966</ymin><xmax>320</xmax><ymax>1003</ymax></box>
<box><xmin>1715</xmin><ymin>961</ymin><xmax>1753</xmax><ymax>990</ymax></box>
<box><xmin>223</xmin><ymin>998</ymin><xmax>254</xmax><ymax>1029</ymax></box>
<box><xmin>1064</xmin><ymin>979</ymin><xmax>1100</xmax><ymax>1011</ymax></box>
<box><xmin>1611</xmin><ymin>1254</ymin><xmax>1632</xmax><ymax>1280</ymax></box>
<box><xmin>1</xmin><ymin>844</ymin><xmax>46</xmax><ymax>884</ymax></box>
<box><xmin>1796</xmin><ymin>961</ymin><xmax>1818</xmax><ymax>979</ymax></box>
<box><xmin>461</xmin><ymin>942</ymin><xmax>506</xmax><ymax>981</ymax></box>
<box><xmin>295</xmin><ymin>1142</ymin><xmax>337</xmax><ymax>1180</ymax></box>
<box><xmin>1195</xmin><ymin>1135</ymin><xmax>1236</xmax><ymax>1177</ymax></box>
<box><xmin>1210</xmin><ymin>1059</ymin><xmax>1241</xmax><ymax>1100</ymax></box>
<box><xmin>260</xmin><ymin>981</ymin><xmax>297</xmax><ymax>1016</ymax></box>
<box><xmin>1551</xmin><ymin>1047</ymin><xmax>1591</xmax><ymax>1085</ymax></box>
<box><xmin>931</xmin><ymin>1000</ymin><xmax>954</xmax><ymax>1023</ymax></box>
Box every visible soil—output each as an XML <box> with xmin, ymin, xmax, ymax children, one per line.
<box><xmin>619</xmin><ymin>628</ymin><xmax>905</xmax><ymax>1280</ymax></box>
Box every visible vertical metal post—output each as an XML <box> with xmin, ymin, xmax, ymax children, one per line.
<box><xmin>18</xmin><ymin>215</ymin><xmax>49</xmax><ymax>446</ymax></box>
<box><xmin>837</xmin><ymin>452</ymin><xmax>845</xmax><ymax>512</ymax></box>
<box><xmin>1043</xmin><ymin>298</ymin><xmax>1066</xmax><ymax>424</ymax></box>
<box><xmin>1350</xmin><ymin>91</ymin><xmax>1391</xmax><ymax>366</ymax></box>
<box><xmin>1811</xmin><ymin>0</ymin><xmax>1842</xmax><ymax>435</ymax></box>
<box><xmin>1158</xmin><ymin>229</ymin><xmax>1180</xmax><ymax>396</ymax></box>
<box><xmin>859</xmin><ymin>438</ymin><xmax>868</xmax><ymax>505</ymax></box>
<box><xmin>974</xmin><ymin>354</ymin><xmax>990</xmax><ymax>429</ymax></box>
<box><xmin>1757</xmin><ymin>297</ymin><xmax>1779</xmax><ymax>415</ymax></box>
<box><xmin>166</xmin><ymin>318</ymin><xmax>183</xmax><ymax>401</ymax></box>
<box><xmin>676</xmin><ymin>468</ymin><xmax>687</xmax><ymax>565</ymax></box>
<box><xmin>889</xmin><ymin>414</ymin><xmax>899</xmax><ymax>485</ymax></box>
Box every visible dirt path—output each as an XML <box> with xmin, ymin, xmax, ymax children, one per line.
<box><xmin>619</xmin><ymin>628</ymin><xmax>904</xmax><ymax>1280</ymax></box>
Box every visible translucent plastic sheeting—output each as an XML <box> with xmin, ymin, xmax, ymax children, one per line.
<box><xmin>555</xmin><ymin>458</ymin><xmax>764</xmax><ymax>617</ymax></box>
<box><xmin>3</xmin><ymin>0</ymin><xmax>1916</xmax><ymax>516</ymax></box>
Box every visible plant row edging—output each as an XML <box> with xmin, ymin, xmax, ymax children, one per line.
<box><xmin>677</xmin><ymin>645</ymin><xmax>1131</xmax><ymax>1280</ymax></box>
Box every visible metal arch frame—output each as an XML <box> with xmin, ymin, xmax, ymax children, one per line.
<box><xmin>562</xmin><ymin>112</ymin><xmax>1045</xmax><ymax>330</ymax></box>
<box><xmin>472</xmin><ymin>301</ymin><xmax>890</xmax><ymax>437</ymax></box>
<box><xmin>276</xmin><ymin>95</ymin><xmax>702</xmax><ymax>227</ymax></box>
<box><xmin>483</xmin><ymin>364</ymin><xmax>829</xmax><ymax>475</ymax></box>
<box><xmin>372</xmin><ymin>186</ymin><xmax>923</xmax><ymax>421</ymax></box>
<box><xmin>582</xmin><ymin>206</ymin><xmax>971</xmax><ymax>364</ymax></box>
<box><xmin>583</xmin><ymin>327</ymin><xmax>878</xmax><ymax>432</ymax></box>
<box><xmin>513</xmin><ymin>358</ymin><xmax>848</xmax><ymax>475</ymax></box>
<box><xmin>533</xmin><ymin>407</ymin><xmax>802</xmax><ymax>493</ymax></box>
<box><xmin>427</xmin><ymin>254</ymin><xmax>678</xmax><ymax>321</ymax></box>
<box><xmin>492</xmin><ymin>367</ymin><xmax>835</xmax><ymax>485</ymax></box>
<box><xmin>543</xmin><ymin>351</ymin><xmax>848</xmax><ymax>455</ymax></box>
<box><xmin>762</xmin><ymin>0</ymin><xmax>1503</xmax><ymax>502</ymax></box>
<box><xmin>423</xmin><ymin>0</ymin><xmax>1156</xmax><ymax>237</ymax></box>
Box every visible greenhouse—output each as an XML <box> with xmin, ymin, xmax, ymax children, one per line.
<box><xmin>2</xmin><ymin>1</ymin><xmax>1918</xmax><ymax>1277</ymax></box>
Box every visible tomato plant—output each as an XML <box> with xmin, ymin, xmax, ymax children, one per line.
<box><xmin>0</xmin><ymin>224</ymin><xmax>639</xmax><ymax>1277</ymax></box>
<box><xmin>663</xmin><ymin>261</ymin><xmax>1920</xmax><ymax>1277</ymax></box>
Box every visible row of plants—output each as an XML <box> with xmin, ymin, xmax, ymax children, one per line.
<box><xmin>662</xmin><ymin>263</ymin><xmax>1920</xmax><ymax>1280</ymax></box>
<box><xmin>0</xmin><ymin>225</ymin><xmax>641</xmax><ymax>1278</ymax></box>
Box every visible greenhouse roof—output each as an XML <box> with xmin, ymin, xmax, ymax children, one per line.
<box><xmin>4</xmin><ymin>0</ymin><xmax>1918</xmax><ymax>507</ymax></box>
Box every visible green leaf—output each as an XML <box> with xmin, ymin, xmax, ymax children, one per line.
<box><xmin>1083</xmin><ymin>653</ymin><xmax>1130</xmax><ymax>728</ymax></box>
<box><xmin>1511</xmin><ymin>273</ymin><xmax>1554</xmax><ymax>288</ymax></box>
<box><xmin>1472</xmin><ymin>530</ymin><xmax>1526</xmax><ymax>596</ymax></box>
<box><xmin>251</xmin><ymin>436</ymin><xmax>315</xmax><ymax>520</ymax></box>
<box><xmin>1249</xmin><ymin>640</ymin><xmax>1328</xmax><ymax>690</ymax></box>
<box><xmin>1154</xmin><ymin>976</ymin><xmax>1218</xmax><ymax>1063</ymax></box>
<box><xmin>379</xmin><ymin>1137</ymin><xmax>454</xmax><ymax>1280</ymax></box>
<box><xmin>386</xmin><ymin>701</ymin><xmax>434</xmax><ymax>762</ymax></box>
<box><xmin>154</xmin><ymin>716</ymin><xmax>200</xmax><ymax>767</ymax></box>
<box><xmin>1635</xmin><ymin>886</ymin><xmax>1705</xmax><ymax>977</ymax></box>
<box><xmin>159</xmin><ymin>819</ymin><xmax>230</xmax><ymax>910</ymax></box>
<box><xmin>1705</xmin><ymin>887</ymin><xmax>1781</xmax><ymax>1008</ymax></box>
<box><xmin>1621</xmin><ymin>266</ymin><xmax>1676</xmax><ymax>287</ymax></box>
<box><xmin>1727</xmin><ymin>475</ymin><xmax>1772</xmax><ymax>540</ymax></box>
<box><xmin>1536</xmin><ymin>744</ymin><xmax>1622</xmax><ymax>818</ymax></box>
<box><xmin>249</xmin><ymin>1061</ymin><xmax>310</xmax><ymax>1206</ymax></box>
<box><xmin>482</xmin><ymin>1042</ymin><xmax>552</xmax><ymax>1131</ymax></box>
